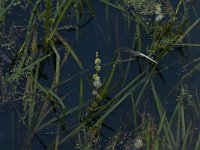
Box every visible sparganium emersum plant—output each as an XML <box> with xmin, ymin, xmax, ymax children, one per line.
<box><xmin>92</xmin><ymin>51</ymin><xmax>102</xmax><ymax>99</ymax></box>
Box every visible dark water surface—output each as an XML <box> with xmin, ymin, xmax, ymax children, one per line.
<box><xmin>0</xmin><ymin>0</ymin><xmax>200</xmax><ymax>149</ymax></box>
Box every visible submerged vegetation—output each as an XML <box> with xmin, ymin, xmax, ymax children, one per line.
<box><xmin>0</xmin><ymin>0</ymin><xmax>200</xmax><ymax>149</ymax></box>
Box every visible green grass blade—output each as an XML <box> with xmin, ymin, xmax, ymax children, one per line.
<box><xmin>154</xmin><ymin>112</ymin><xmax>167</xmax><ymax>150</ymax></box>
<box><xmin>0</xmin><ymin>0</ymin><xmax>15</xmax><ymax>22</ymax></box>
<box><xmin>36</xmin><ymin>82</ymin><xmax>65</xmax><ymax>109</ymax></box>
<box><xmin>7</xmin><ymin>54</ymin><xmax>50</xmax><ymax>81</ymax></box>
<box><xmin>151</xmin><ymin>81</ymin><xmax>175</xmax><ymax>148</ymax></box>
<box><xmin>194</xmin><ymin>133</ymin><xmax>200</xmax><ymax>150</ymax></box>
<box><xmin>176</xmin><ymin>18</ymin><xmax>200</xmax><ymax>43</ymax></box>
<box><xmin>99</xmin><ymin>0</ymin><xmax>125</xmax><ymax>12</ymax></box>
<box><xmin>79</xmin><ymin>77</ymin><xmax>83</xmax><ymax>119</ymax></box>
<box><xmin>50</xmin><ymin>40</ymin><xmax>60</xmax><ymax>86</ymax></box>
<box><xmin>131</xmin><ymin>93</ymin><xmax>137</xmax><ymax>128</ymax></box>
<box><xmin>101</xmin><ymin>58</ymin><xmax>117</xmax><ymax>97</ymax></box>
<box><xmin>48</xmin><ymin>0</ymin><xmax>73</xmax><ymax>41</ymax></box>
<box><xmin>85</xmin><ymin>0</ymin><xmax>95</xmax><ymax>16</ymax></box>
<box><xmin>55</xmin><ymin>32</ymin><xmax>84</xmax><ymax>70</ymax></box>
<box><xmin>181</xmin><ymin>122</ymin><xmax>192</xmax><ymax>150</ymax></box>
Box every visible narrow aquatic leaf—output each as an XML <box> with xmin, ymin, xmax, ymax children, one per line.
<box><xmin>50</xmin><ymin>40</ymin><xmax>60</xmax><ymax>86</ymax></box>
<box><xmin>37</xmin><ymin>101</ymin><xmax>91</xmax><ymax>131</ymax></box>
<box><xmin>54</xmin><ymin>126</ymin><xmax>60</xmax><ymax>150</ymax></box>
<box><xmin>151</xmin><ymin>81</ymin><xmax>175</xmax><ymax>148</ymax></box>
<box><xmin>85</xmin><ymin>0</ymin><xmax>95</xmax><ymax>16</ymax></box>
<box><xmin>49</xmin><ymin>0</ymin><xmax>73</xmax><ymax>41</ymax></box>
<box><xmin>176</xmin><ymin>18</ymin><xmax>200</xmax><ymax>43</ymax></box>
<box><xmin>7</xmin><ymin>54</ymin><xmax>50</xmax><ymax>81</ymax></box>
<box><xmin>154</xmin><ymin>112</ymin><xmax>166</xmax><ymax>150</ymax></box>
<box><xmin>55</xmin><ymin>32</ymin><xmax>84</xmax><ymax>70</ymax></box>
<box><xmin>36</xmin><ymin>82</ymin><xmax>65</xmax><ymax>109</ymax></box>
<box><xmin>174</xmin><ymin>43</ymin><xmax>200</xmax><ymax>47</ymax></box>
<box><xmin>175</xmin><ymin>0</ymin><xmax>183</xmax><ymax>15</ymax></box>
<box><xmin>99</xmin><ymin>0</ymin><xmax>125</xmax><ymax>12</ymax></box>
<box><xmin>182</xmin><ymin>122</ymin><xmax>192</xmax><ymax>149</ymax></box>
<box><xmin>121</xmin><ymin>46</ymin><xmax>158</xmax><ymax>64</ymax></box>
<box><xmin>101</xmin><ymin>58</ymin><xmax>117</xmax><ymax>96</ymax></box>
<box><xmin>194</xmin><ymin>133</ymin><xmax>200</xmax><ymax>150</ymax></box>
<box><xmin>79</xmin><ymin>77</ymin><xmax>83</xmax><ymax>119</ymax></box>
<box><xmin>131</xmin><ymin>93</ymin><xmax>137</xmax><ymax>128</ymax></box>
<box><xmin>0</xmin><ymin>0</ymin><xmax>15</xmax><ymax>22</ymax></box>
